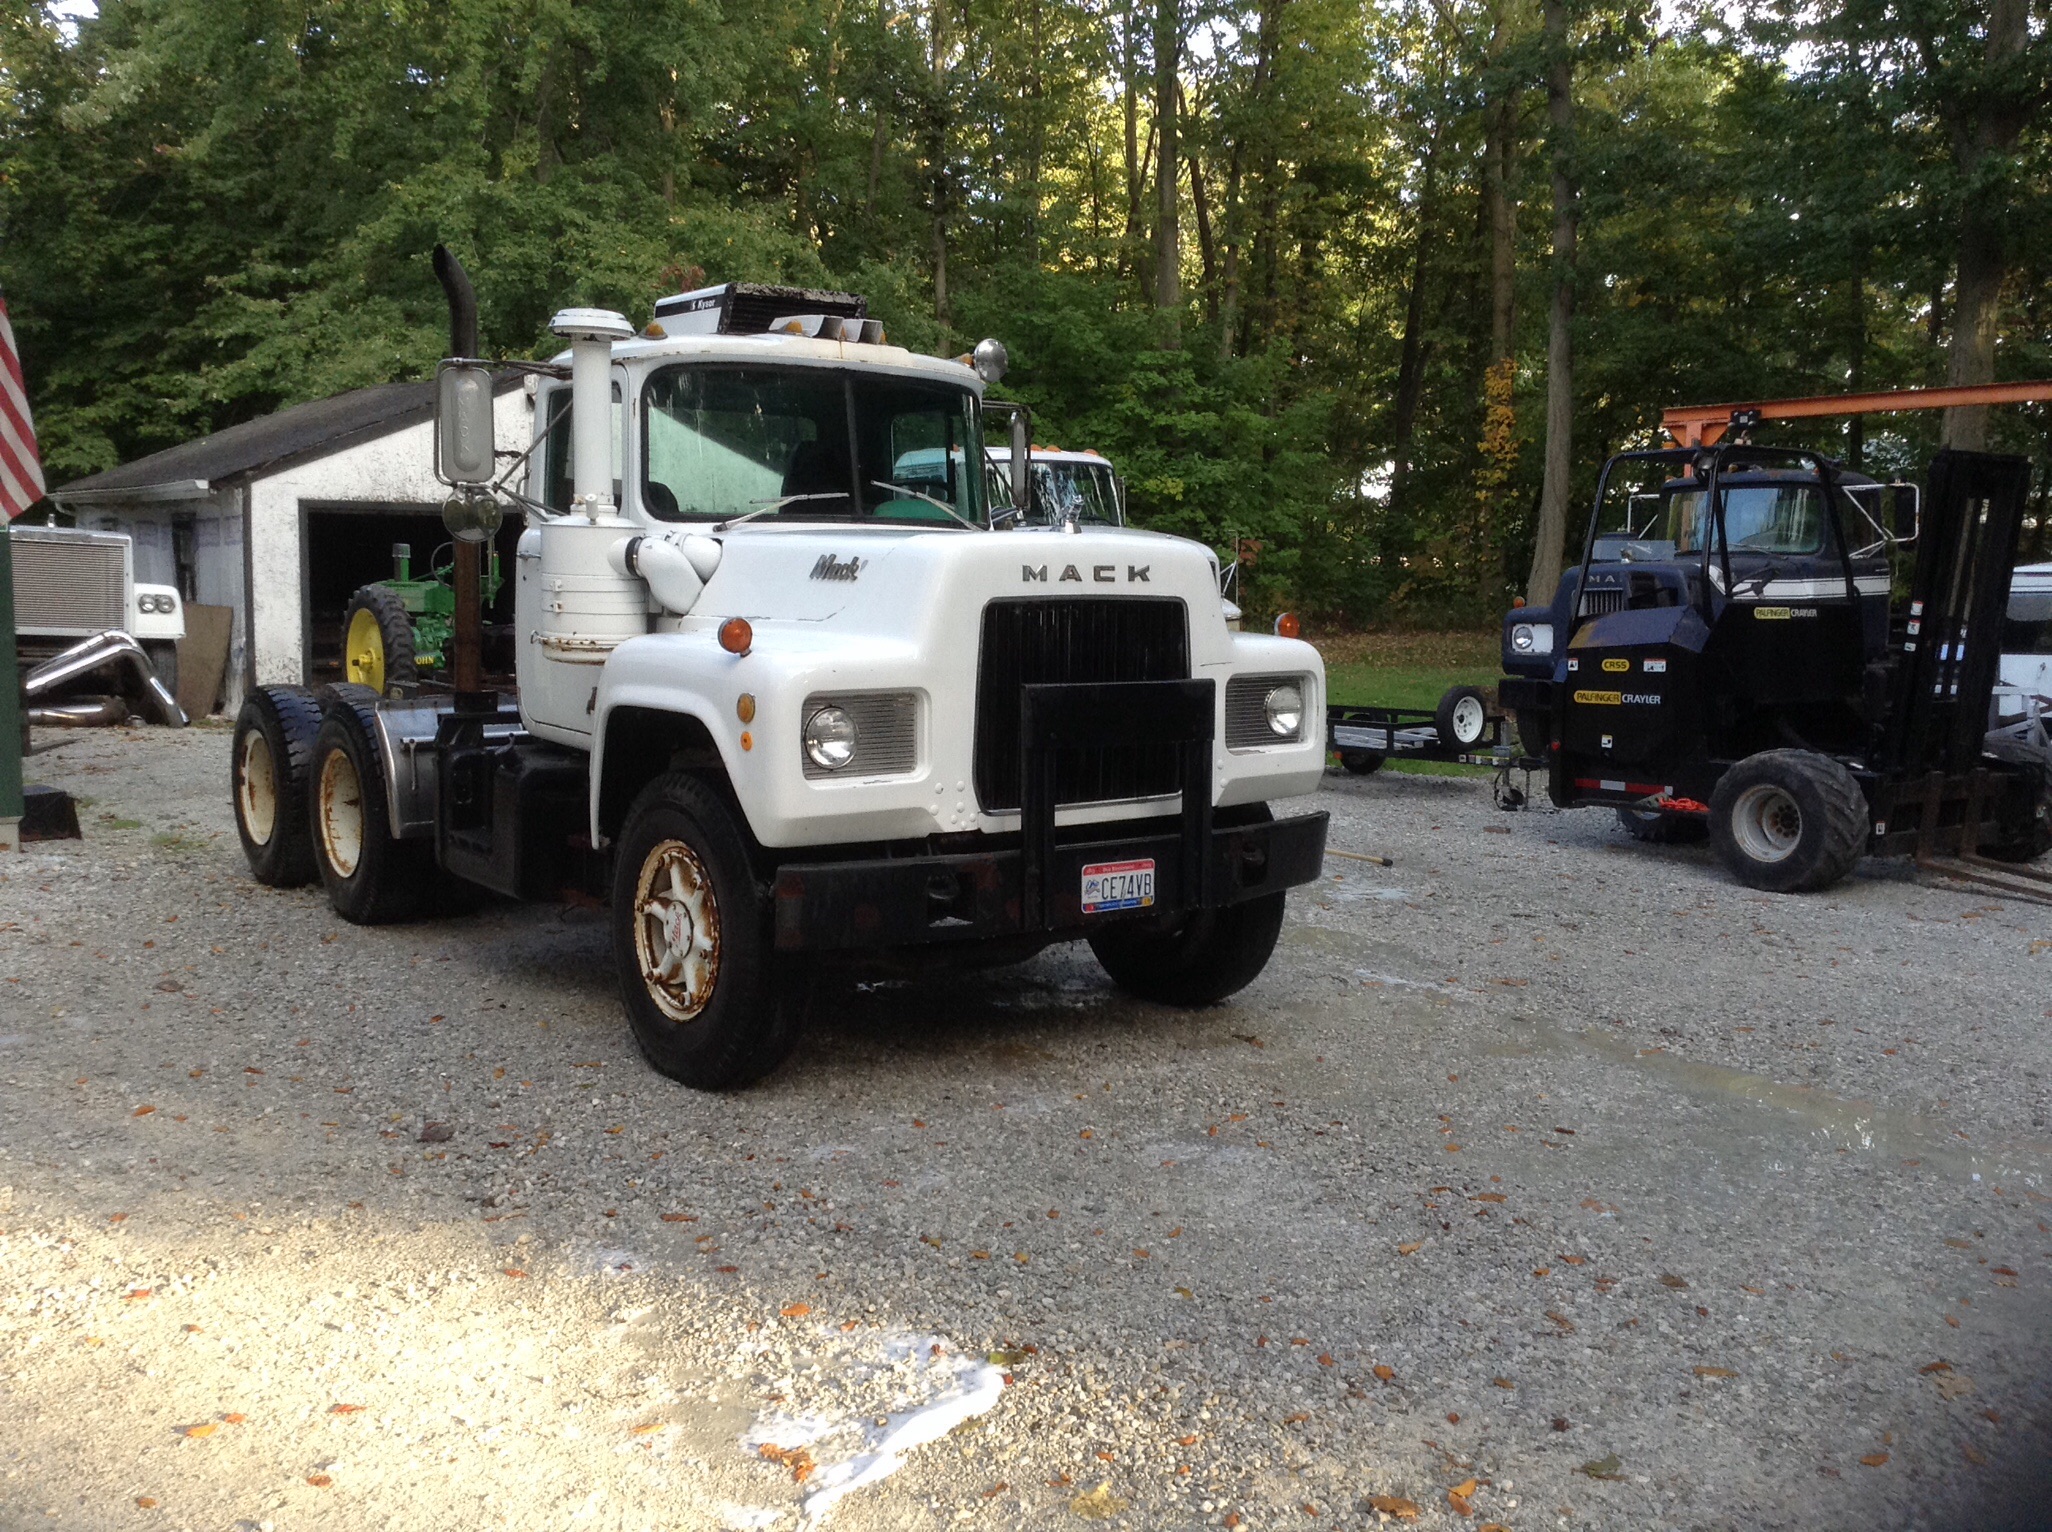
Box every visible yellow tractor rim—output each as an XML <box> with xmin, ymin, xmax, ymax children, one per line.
<box><xmin>344</xmin><ymin>606</ymin><xmax>386</xmax><ymax>693</ymax></box>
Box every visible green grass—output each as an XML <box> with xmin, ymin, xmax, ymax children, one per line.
<box><xmin>1312</xmin><ymin>628</ymin><xmax>1503</xmax><ymax>778</ymax></box>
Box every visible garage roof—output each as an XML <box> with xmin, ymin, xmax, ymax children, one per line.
<box><xmin>49</xmin><ymin>375</ymin><xmax>519</xmax><ymax>505</ymax></box>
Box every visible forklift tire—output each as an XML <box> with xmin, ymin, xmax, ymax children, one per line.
<box><xmin>342</xmin><ymin>584</ymin><xmax>418</xmax><ymax>696</ymax></box>
<box><xmin>1708</xmin><ymin>749</ymin><xmax>1868</xmax><ymax>894</ymax></box>
<box><xmin>1338</xmin><ymin>750</ymin><xmax>1385</xmax><ymax>775</ymax></box>
<box><xmin>308</xmin><ymin>686</ymin><xmax>432</xmax><ymax>923</ymax></box>
<box><xmin>1088</xmin><ymin>891</ymin><xmax>1287</xmax><ymax>1007</ymax></box>
<box><xmin>1434</xmin><ymin>686</ymin><xmax>1490</xmax><ymax>750</ymax></box>
<box><xmin>231</xmin><ymin>685</ymin><xmax>323</xmax><ymax>888</ymax></box>
<box><xmin>1615</xmin><ymin>806</ymin><xmax>1709</xmax><ymax>845</ymax></box>
<box><xmin>612</xmin><ymin>772</ymin><xmax>804</xmax><ymax>1091</ymax></box>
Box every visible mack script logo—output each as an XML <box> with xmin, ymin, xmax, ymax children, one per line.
<box><xmin>810</xmin><ymin>553</ymin><xmax>864</xmax><ymax>582</ymax></box>
<box><xmin>1022</xmin><ymin>563</ymin><xmax>1151</xmax><ymax>584</ymax></box>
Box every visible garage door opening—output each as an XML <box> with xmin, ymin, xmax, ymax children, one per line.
<box><xmin>303</xmin><ymin>505</ymin><xmax>523</xmax><ymax>687</ymax></box>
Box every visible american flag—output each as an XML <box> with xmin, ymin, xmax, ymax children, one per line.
<box><xmin>0</xmin><ymin>289</ymin><xmax>45</xmax><ymax>520</ymax></box>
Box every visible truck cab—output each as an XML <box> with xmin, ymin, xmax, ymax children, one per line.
<box><xmin>230</xmin><ymin>277</ymin><xmax>1330</xmax><ymax>1090</ymax></box>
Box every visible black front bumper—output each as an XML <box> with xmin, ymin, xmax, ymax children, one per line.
<box><xmin>771</xmin><ymin>677</ymin><xmax>1329</xmax><ymax>952</ymax></box>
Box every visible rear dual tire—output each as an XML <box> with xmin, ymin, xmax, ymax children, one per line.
<box><xmin>309</xmin><ymin>684</ymin><xmax>434</xmax><ymax>923</ymax></box>
<box><xmin>232</xmin><ymin>685</ymin><xmax>323</xmax><ymax>887</ymax></box>
<box><xmin>1708</xmin><ymin>749</ymin><xmax>1868</xmax><ymax>893</ymax></box>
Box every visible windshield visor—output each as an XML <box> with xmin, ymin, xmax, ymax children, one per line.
<box><xmin>643</xmin><ymin>365</ymin><xmax>985</xmax><ymax>525</ymax></box>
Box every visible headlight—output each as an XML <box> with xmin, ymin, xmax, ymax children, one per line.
<box><xmin>1511</xmin><ymin>622</ymin><xmax>1553</xmax><ymax>655</ymax></box>
<box><xmin>1263</xmin><ymin>683</ymin><xmax>1304</xmax><ymax>739</ymax></box>
<box><xmin>802</xmin><ymin>705</ymin><xmax>857</xmax><ymax>771</ymax></box>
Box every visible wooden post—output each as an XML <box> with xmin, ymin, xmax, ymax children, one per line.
<box><xmin>452</xmin><ymin>538</ymin><xmax>482</xmax><ymax>695</ymax></box>
<box><xmin>0</xmin><ymin>526</ymin><xmax>21</xmax><ymax>850</ymax></box>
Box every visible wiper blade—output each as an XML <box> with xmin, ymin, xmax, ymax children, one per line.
<box><xmin>717</xmin><ymin>491</ymin><xmax>847</xmax><ymax>530</ymax></box>
<box><xmin>869</xmin><ymin>480</ymin><xmax>985</xmax><ymax>531</ymax></box>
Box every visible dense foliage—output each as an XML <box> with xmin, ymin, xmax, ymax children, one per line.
<box><xmin>3</xmin><ymin>0</ymin><xmax>2048</xmax><ymax>621</ymax></box>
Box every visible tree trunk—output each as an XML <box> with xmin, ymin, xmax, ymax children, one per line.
<box><xmin>1845</xmin><ymin>259</ymin><xmax>1867</xmax><ymax>470</ymax></box>
<box><xmin>929</xmin><ymin>0</ymin><xmax>951</xmax><ymax>329</ymax></box>
<box><xmin>1941</xmin><ymin>0</ymin><xmax>2028</xmax><ymax>450</ymax></box>
<box><xmin>1388</xmin><ymin>128</ymin><xmax>1442</xmax><ymax>518</ymax></box>
<box><xmin>1527</xmin><ymin>0</ymin><xmax>1577</xmax><ymax>607</ymax></box>
<box><xmin>1152</xmin><ymin>0</ymin><xmax>1181</xmax><ymax>341</ymax></box>
<box><xmin>1217</xmin><ymin>140</ymin><xmax>1244</xmax><ymax>359</ymax></box>
<box><xmin>1027</xmin><ymin>0</ymin><xmax>1045</xmax><ymax>266</ymax></box>
<box><xmin>1482</xmin><ymin>2</ymin><xmax>1517</xmax><ymax>367</ymax></box>
<box><xmin>1182</xmin><ymin>85</ymin><xmax>1217</xmax><ymax>322</ymax></box>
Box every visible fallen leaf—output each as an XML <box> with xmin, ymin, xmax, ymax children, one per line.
<box><xmin>1577</xmin><ymin>1455</ymin><xmax>1625</xmax><ymax>1481</ymax></box>
<box><xmin>1919</xmin><ymin>1361</ymin><xmax>1953</xmax><ymax>1374</ymax></box>
<box><xmin>1944</xmin><ymin>1238</ymin><xmax>1973</xmax><ymax>1249</ymax></box>
<box><xmin>1132</xmin><ymin>1249</ymin><xmax>1150</xmax><ymax>1260</ymax></box>
<box><xmin>222</xmin><ymin>1413</ymin><xmax>246</xmax><ymax>1424</ymax></box>
<box><xmin>758</xmin><ymin>1443</ymin><xmax>816</xmax><ymax>1483</ymax></box>
<box><xmin>123</xmin><ymin>1288</ymin><xmax>152</xmax><ymax>1302</ymax></box>
<box><xmin>1471</xmin><ymin>1192</ymin><xmax>1506</xmax><ymax>1204</ymax></box>
<box><xmin>1316</xmin><ymin>1353</ymin><xmax>1335</xmax><ymax>1367</ymax></box>
<box><xmin>1372</xmin><ymin>1364</ymin><xmax>1395</xmax><ymax>1382</ymax></box>
<box><xmin>1935</xmin><ymin>1373</ymin><xmax>1974</xmax><ymax>1401</ymax></box>
<box><xmin>107</xmin><ymin>1213</ymin><xmax>128</xmax><ymax>1223</ymax></box>
<box><xmin>330</xmin><ymin>1404</ymin><xmax>364</xmax><ymax>1415</ymax></box>
<box><xmin>502</xmin><ymin>1267</ymin><xmax>527</xmax><ymax>1278</ymax></box>
<box><xmin>180</xmin><ymin>1424</ymin><xmax>216</xmax><ymax>1439</ymax></box>
<box><xmin>630</xmin><ymin>1422</ymin><xmax>662</xmax><ymax>1436</ymax></box>
<box><xmin>1658</xmin><ymin>1274</ymin><xmax>1689</xmax><ymax>1289</ymax></box>
<box><xmin>133</xmin><ymin>1105</ymin><xmax>156</xmax><ymax>1118</ymax></box>
<box><xmin>1860</xmin><ymin>1452</ymin><xmax>1890</xmax><ymax>1468</ymax></box>
<box><xmin>1491</xmin><ymin>1377</ymin><xmax>1514</xmax><ymax>1390</ymax></box>
<box><xmin>135</xmin><ymin>1498</ymin><xmax>156</xmax><ymax>1508</ymax></box>
<box><xmin>1693</xmin><ymin>1366</ymin><xmax>1736</xmax><ymax>1379</ymax></box>
<box><xmin>1448</xmin><ymin>1476</ymin><xmax>1479</xmax><ymax>1516</ymax></box>
<box><xmin>1545</xmin><ymin>1311</ymin><xmax>1576</xmax><ymax>1332</ymax></box>
<box><xmin>306</xmin><ymin>1474</ymin><xmax>332</xmax><ymax>1488</ymax></box>
<box><xmin>780</xmin><ymin>1303</ymin><xmax>812</xmax><ymax>1318</ymax></box>
<box><xmin>1397</xmin><ymin>1242</ymin><xmax>1423</xmax><ymax>1256</ymax></box>
<box><xmin>1069</xmin><ymin>1481</ymin><xmax>1129</xmax><ymax>1520</ymax></box>
<box><xmin>659</xmin><ymin>1212</ymin><xmax>695</xmax><ymax>1223</ymax></box>
<box><xmin>1366</xmin><ymin>1495</ymin><xmax>1420</xmax><ymax>1519</ymax></box>
<box><xmin>1283</xmin><ymin>1413</ymin><xmax>1309</xmax><ymax>1424</ymax></box>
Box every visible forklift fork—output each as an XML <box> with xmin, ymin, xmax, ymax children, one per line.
<box><xmin>1910</xmin><ymin>768</ymin><xmax>2052</xmax><ymax>907</ymax></box>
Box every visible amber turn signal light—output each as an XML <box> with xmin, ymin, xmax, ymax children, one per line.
<box><xmin>718</xmin><ymin>617</ymin><xmax>753</xmax><ymax>655</ymax></box>
<box><xmin>1273</xmin><ymin>611</ymin><xmax>1301</xmax><ymax>639</ymax></box>
<box><xmin>1512</xmin><ymin>595</ymin><xmax>1526</xmax><ymax>608</ymax></box>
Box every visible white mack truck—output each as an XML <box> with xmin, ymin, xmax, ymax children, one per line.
<box><xmin>228</xmin><ymin>255</ymin><xmax>1329</xmax><ymax>1089</ymax></box>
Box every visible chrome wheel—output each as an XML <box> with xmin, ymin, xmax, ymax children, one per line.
<box><xmin>238</xmin><ymin>731</ymin><xmax>277</xmax><ymax>846</ymax></box>
<box><xmin>316</xmin><ymin>747</ymin><xmax>365</xmax><ymax>878</ymax></box>
<box><xmin>1450</xmin><ymin>693</ymin><xmax>1486</xmax><ymax>745</ymax></box>
<box><xmin>633</xmin><ymin>838</ymin><xmax>722</xmax><ymax>1023</ymax></box>
<box><xmin>1729</xmin><ymin>782</ymin><xmax>1801</xmax><ymax>864</ymax></box>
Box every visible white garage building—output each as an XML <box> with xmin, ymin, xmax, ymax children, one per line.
<box><xmin>48</xmin><ymin>377</ymin><xmax>528</xmax><ymax>709</ymax></box>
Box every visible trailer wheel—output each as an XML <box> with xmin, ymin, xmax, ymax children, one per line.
<box><xmin>308</xmin><ymin>686</ymin><xmax>431</xmax><ymax>923</ymax></box>
<box><xmin>1434</xmin><ymin>685</ymin><xmax>1489</xmax><ymax>750</ymax></box>
<box><xmin>231</xmin><ymin>685</ymin><xmax>323</xmax><ymax>887</ymax></box>
<box><xmin>612</xmin><ymin>773</ymin><xmax>803</xmax><ymax>1091</ymax></box>
<box><xmin>342</xmin><ymin>584</ymin><xmax>417</xmax><ymax>696</ymax></box>
<box><xmin>1338</xmin><ymin>750</ymin><xmax>1385</xmax><ymax>775</ymax></box>
<box><xmin>1708</xmin><ymin>749</ymin><xmax>1868</xmax><ymax>893</ymax></box>
<box><xmin>1615</xmin><ymin>806</ymin><xmax>1708</xmax><ymax>844</ymax></box>
<box><xmin>1089</xmin><ymin>892</ymin><xmax>1287</xmax><ymax>1006</ymax></box>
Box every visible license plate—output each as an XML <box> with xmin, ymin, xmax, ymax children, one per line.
<box><xmin>1080</xmin><ymin>858</ymin><xmax>1155</xmax><ymax>914</ymax></box>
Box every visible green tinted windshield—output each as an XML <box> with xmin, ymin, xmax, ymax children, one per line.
<box><xmin>642</xmin><ymin>365</ymin><xmax>984</xmax><ymax>525</ymax></box>
<box><xmin>1665</xmin><ymin>484</ymin><xmax>1827</xmax><ymax>556</ymax></box>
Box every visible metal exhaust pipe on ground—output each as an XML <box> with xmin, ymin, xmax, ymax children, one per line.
<box><xmin>24</xmin><ymin>630</ymin><xmax>188</xmax><ymax>727</ymax></box>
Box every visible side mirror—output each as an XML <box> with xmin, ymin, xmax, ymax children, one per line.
<box><xmin>435</xmin><ymin>361</ymin><xmax>497</xmax><ymax>485</ymax></box>
<box><xmin>1008</xmin><ymin>410</ymin><xmax>1032</xmax><ymax>516</ymax></box>
<box><xmin>1892</xmin><ymin>482</ymin><xmax>1920</xmax><ymax>546</ymax></box>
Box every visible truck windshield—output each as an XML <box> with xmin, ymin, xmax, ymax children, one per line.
<box><xmin>1032</xmin><ymin>460</ymin><xmax>1120</xmax><ymax>525</ymax></box>
<box><xmin>1666</xmin><ymin>484</ymin><xmax>1827</xmax><ymax>557</ymax></box>
<box><xmin>642</xmin><ymin>364</ymin><xmax>985</xmax><ymax>526</ymax></box>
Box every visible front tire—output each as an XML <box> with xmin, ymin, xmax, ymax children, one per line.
<box><xmin>1088</xmin><ymin>892</ymin><xmax>1287</xmax><ymax>1006</ymax></box>
<box><xmin>309</xmin><ymin>685</ymin><xmax>432</xmax><ymax>923</ymax></box>
<box><xmin>1708</xmin><ymin>749</ymin><xmax>1868</xmax><ymax>893</ymax></box>
<box><xmin>1338</xmin><ymin>750</ymin><xmax>1385</xmax><ymax>775</ymax></box>
<box><xmin>232</xmin><ymin>685</ymin><xmax>322</xmax><ymax>887</ymax></box>
<box><xmin>611</xmin><ymin>773</ymin><xmax>803</xmax><ymax>1090</ymax></box>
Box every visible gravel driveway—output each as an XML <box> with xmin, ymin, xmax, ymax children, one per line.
<box><xmin>2</xmin><ymin>726</ymin><xmax>2048</xmax><ymax>1532</ymax></box>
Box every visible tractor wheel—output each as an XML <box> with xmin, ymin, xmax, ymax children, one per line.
<box><xmin>611</xmin><ymin>772</ymin><xmax>805</xmax><ymax>1091</ymax></box>
<box><xmin>1089</xmin><ymin>891</ymin><xmax>1287</xmax><ymax>1006</ymax></box>
<box><xmin>1434</xmin><ymin>685</ymin><xmax>1490</xmax><ymax>750</ymax></box>
<box><xmin>1708</xmin><ymin>749</ymin><xmax>1869</xmax><ymax>894</ymax></box>
<box><xmin>1338</xmin><ymin>750</ymin><xmax>1385</xmax><ymax>775</ymax></box>
<box><xmin>342</xmin><ymin>584</ymin><xmax>417</xmax><ymax>696</ymax></box>
<box><xmin>1515</xmin><ymin>708</ymin><xmax>1550</xmax><ymax>757</ymax></box>
<box><xmin>231</xmin><ymin>685</ymin><xmax>323</xmax><ymax>887</ymax></box>
<box><xmin>308</xmin><ymin>685</ymin><xmax>432</xmax><ymax>924</ymax></box>
<box><xmin>1615</xmin><ymin>806</ymin><xmax>1709</xmax><ymax>845</ymax></box>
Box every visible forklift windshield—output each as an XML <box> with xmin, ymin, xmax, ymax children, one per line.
<box><xmin>1667</xmin><ymin>483</ymin><xmax>1828</xmax><ymax>557</ymax></box>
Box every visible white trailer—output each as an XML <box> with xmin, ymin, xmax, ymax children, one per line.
<box><xmin>228</xmin><ymin>266</ymin><xmax>1329</xmax><ymax>1089</ymax></box>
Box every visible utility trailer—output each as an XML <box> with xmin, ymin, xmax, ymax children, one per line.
<box><xmin>228</xmin><ymin>253</ymin><xmax>1331</xmax><ymax>1090</ymax></box>
<box><xmin>1325</xmin><ymin>686</ymin><xmax>1504</xmax><ymax>774</ymax></box>
<box><xmin>1497</xmin><ymin>433</ymin><xmax>2050</xmax><ymax>895</ymax></box>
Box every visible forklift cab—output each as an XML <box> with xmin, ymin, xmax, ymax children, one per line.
<box><xmin>1501</xmin><ymin>445</ymin><xmax>1917</xmax><ymax>794</ymax></box>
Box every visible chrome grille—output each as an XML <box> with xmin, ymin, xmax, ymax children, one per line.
<box><xmin>11</xmin><ymin>531</ymin><xmax>126</xmax><ymax>635</ymax></box>
<box><xmin>800</xmin><ymin>691</ymin><xmax>919</xmax><ymax>778</ymax></box>
<box><xmin>1225</xmin><ymin>673</ymin><xmax>1306</xmax><ymax>749</ymax></box>
<box><xmin>1577</xmin><ymin>586</ymin><xmax>1625</xmax><ymax>618</ymax></box>
<box><xmin>973</xmin><ymin>597</ymin><xmax>1189</xmax><ymax>811</ymax></box>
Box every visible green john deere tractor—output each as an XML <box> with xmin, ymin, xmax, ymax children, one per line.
<box><xmin>343</xmin><ymin>542</ymin><xmax>502</xmax><ymax>694</ymax></box>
